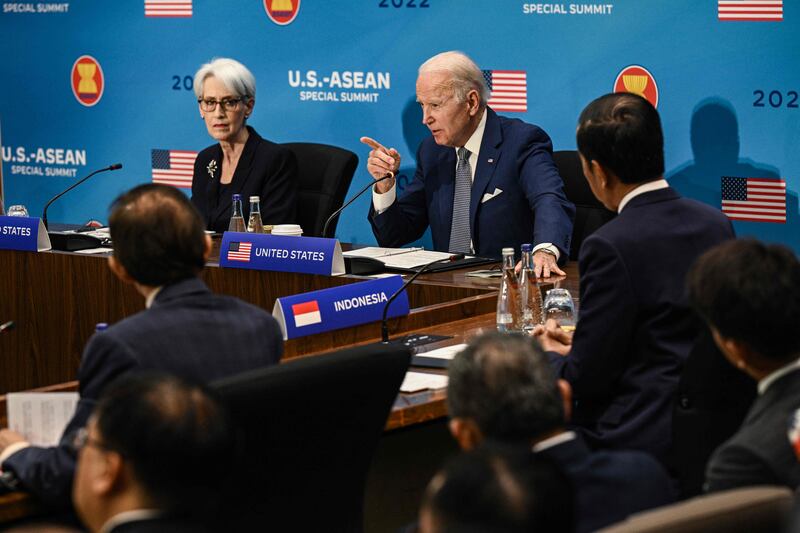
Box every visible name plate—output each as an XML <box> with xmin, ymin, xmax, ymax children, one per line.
<box><xmin>273</xmin><ymin>275</ymin><xmax>410</xmax><ymax>340</ymax></box>
<box><xmin>219</xmin><ymin>231</ymin><xmax>344</xmax><ymax>275</ymax></box>
<box><xmin>0</xmin><ymin>216</ymin><xmax>51</xmax><ymax>252</ymax></box>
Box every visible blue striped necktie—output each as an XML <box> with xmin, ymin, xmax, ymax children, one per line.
<box><xmin>448</xmin><ymin>147</ymin><xmax>472</xmax><ymax>254</ymax></box>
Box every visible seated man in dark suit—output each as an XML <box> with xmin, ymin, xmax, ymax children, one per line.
<box><xmin>447</xmin><ymin>332</ymin><xmax>674</xmax><ymax>533</ymax></box>
<box><xmin>361</xmin><ymin>50</ymin><xmax>574</xmax><ymax>274</ymax></box>
<box><xmin>419</xmin><ymin>445</ymin><xmax>573</xmax><ymax>533</ymax></box>
<box><xmin>73</xmin><ymin>373</ymin><xmax>232</xmax><ymax>533</ymax></box>
<box><xmin>688</xmin><ymin>239</ymin><xmax>800</xmax><ymax>492</ymax></box>
<box><xmin>0</xmin><ymin>184</ymin><xmax>283</xmax><ymax>508</ymax></box>
<box><xmin>535</xmin><ymin>93</ymin><xmax>737</xmax><ymax>474</ymax></box>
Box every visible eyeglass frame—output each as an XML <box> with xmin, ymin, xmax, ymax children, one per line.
<box><xmin>197</xmin><ymin>96</ymin><xmax>250</xmax><ymax>112</ymax></box>
<box><xmin>70</xmin><ymin>426</ymin><xmax>116</xmax><ymax>455</ymax></box>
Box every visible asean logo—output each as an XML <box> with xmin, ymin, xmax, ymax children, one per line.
<box><xmin>71</xmin><ymin>55</ymin><xmax>104</xmax><ymax>107</ymax></box>
<box><xmin>264</xmin><ymin>0</ymin><xmax>300</xmax><ymax>25</ymax></box>
<box><xmin>613</xmin><ymin>65</ymin><xmax>658</xmax><ymax>108</ymax></box>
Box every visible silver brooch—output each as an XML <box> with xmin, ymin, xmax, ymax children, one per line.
<box><xmin>207</xmin><ymin>159</ymin><xmax>218</xmax><ymax>180</ymax></box>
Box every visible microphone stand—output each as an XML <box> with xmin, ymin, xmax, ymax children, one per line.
<box><xmin>42</xmin><ymin>163</ymin><xmax>122</xmax><ymax>230</ymax></box>
<box><xmin>322</xmin><ymin>173</ymin><xmax>393</xmax><ymax>239</ymax></box>
<box><xmin>381</xmin><ymin>253</ymin><xmax>465</xmax><ymax>343</ymax></box>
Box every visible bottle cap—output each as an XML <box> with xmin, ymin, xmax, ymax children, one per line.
<box><xmin>232</xmin><ymin>194</ymin><xmax>241</xmax><ymax>201</ymax></box>
<box><xmin>502</xmin><ymin>247</ymin><xmax>514</xmax><ymax>255</ymax></box>
<box><xmin>250</xmin><ymin>196</ymin><xmax>260</xmax><ymax>202</ymax></box>
<box><xmin>521</xmin><ymin>243</ymin><xmax>532</xmax><ymax>252</ymax></box>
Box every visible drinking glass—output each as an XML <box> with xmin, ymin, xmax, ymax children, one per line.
<box><xmin>543</xmin><ymin>288</ymin><xmax>576</xmax><ymax>330</ymax></box>
<box><xmin>7</xmin><ymin>205</ymin><xmax>29</xmax><ymax>217</ymax></box>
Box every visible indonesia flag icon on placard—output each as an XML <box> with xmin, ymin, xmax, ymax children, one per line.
<box><xmin>292</xmin><ymin>300</ymin><xmax>322</xmax><ymax>328</ymax></box>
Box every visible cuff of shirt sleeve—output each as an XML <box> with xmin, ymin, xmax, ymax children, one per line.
<box><xmin>532</xmin><ymin>243</ymin><xmax>560</xmax><ymax>261</ymax></box>
<box><xmin>0</xmin><ymin>441</ymin><xmax>30</xmax><ymax>468</ymax></box>
<box><xmin>372</xmin><ymin>182</ymin><xmax>397</xmax><ymax>214</ymax></box>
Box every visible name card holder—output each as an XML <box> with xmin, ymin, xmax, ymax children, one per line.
<box><xmin>273</xmin><ymin>275</ymin><xmax>410</xmax><ymax>340</ymax></box>
<box><xmin>219</xmin><ymin>231</ymin><xmax>344</xmax><ymax>275</ymax></box>
<box><xmin>0</xmin><ymin>216</ymin><xmax>51</xmax><ymax>252</ymax></box>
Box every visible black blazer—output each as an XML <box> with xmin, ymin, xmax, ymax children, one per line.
<box><xmin>2</xmin><ymin>277</ymin><xmax>283</xmax><ymax>508</ymax></box>
<box><xmin>705</xmin><ymin>367</ymin><xmax>800</xmax><ymax>492</ymax></box>
<box><xmin>548</xmin><ymin>187</ymin><xmax>735</xmax><ymax>464</ymax></box>
<box><xmin>537</xmin><ymin>434</ymin><xmax>675</xmax><ymax>533</ymax></box>
<box><xmin>191</xmin><ymin>126</ymin><xmax>297</xmax><ymax>232</ymax></box>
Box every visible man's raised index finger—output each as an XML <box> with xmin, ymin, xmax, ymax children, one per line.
<box><xmin>360</xmin><ymin>136</ymin><xmax>388</xmax><ymax>153</ymax></box>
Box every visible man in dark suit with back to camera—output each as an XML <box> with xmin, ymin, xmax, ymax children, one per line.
<box><xmin>0</xmin><ymin>183</ymin><xmax>283</xmax><ymax>508</ymax></box>
<box><xmin>361</xmin><ymin>50</ymin><xmax>574</xmax><ymax>276</ymax></box>
<box><xmin>535</xmin><ymin>93</ymin><xmax>738</xmax><ymax>479</ymax></box>
<box><xmin>688</xmin><ymin>239</ymin><xmax>800</xmax><ymax>492</ymax></box>
<box><xmin>447</xmin><ymin>332</ymin><xmax>674</xmax><ymax>533</ymax></box>
<box><xmin>73</xmin><ymin>373</ymin><xmax>233</xmax><ymax>533</ymax></box>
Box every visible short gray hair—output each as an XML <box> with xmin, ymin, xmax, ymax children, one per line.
<box><xmin>447</xmin><ymin>332</ymin><xmax>564</xmax><ymax>442</ymax></box>
<box><xmin>193</xmin><ymin>58</ymin><xmax>256</xmax><ymax>100</ymax></box>
<box><xmin>418</xmin><ymin>51</ymin><xmax>490</xmax><ymax>107</ymax></box>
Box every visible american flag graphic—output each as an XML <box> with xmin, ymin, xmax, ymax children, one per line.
<box><xmin>227</xmin><ymin>242</ymin><xmax>253</xmax><ymax>262</ymax></box>
<box><xmin>483</xmin><ymin>70</ymin><xmax>527</xmax><ymax>113</ymax></box>
<box><xmin>718</xmin><ymin>0</ymin><xmax>783</xmax><ymax>21</ymax></box>
<box><xmin>721</xmin><ymin>177</ymin><xmax>786</xmax><ymax>223</ymax></box>
<box><xmin>145</xmin><ymin>0</ymin><xmax>192</xmax><ymax>17</ymax></box>
<box><xmin>151</xmin><ymin>149</ymin><xmax>197</xmax><ymax>189</ymax></box>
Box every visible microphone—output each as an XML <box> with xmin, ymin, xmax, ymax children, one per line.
<box><xmin>381</xmin><ymin>253</ymin><xmax>465</xmax><ymax>343</ymax></box>
<box><xmin>42</xmin><ymin>163</ymin><xmax>123</xmax><ymax>230</ymax></box>
<box><xmin>0</xmin><ymin>321</ymin><xmax>15</xmax><ymax>334</ymax></box>
<box><xmin>322</xmin><ymin>172</ymin><xmax>394</xmax><ymax>239</ymax></box>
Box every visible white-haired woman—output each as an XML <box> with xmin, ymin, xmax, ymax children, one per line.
<box><xmin>191</xmin><ymin>58</ymin><xmax>297</xmax><ymax>232</ymax></box>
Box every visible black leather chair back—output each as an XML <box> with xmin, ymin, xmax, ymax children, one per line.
<box><xmin>552</xmin><ymin>150</ymin><xmax>616</xmax><ymax>260</ymax></box>
<box><xmin>212</xmin><ymin>343</ymin><xmax>411</xmax><ymax>532</ymax></box>
<box><xmin>283</xmin><ymin>142</ymin><xmax>358</xmax><ymax>237</ymax></box>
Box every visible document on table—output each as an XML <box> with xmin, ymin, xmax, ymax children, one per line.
<box><xmin>343</xmin><ymin>247</ymin><xmax>468</xmax><ymax>270</ymax></box>
<box><xmin>400</xmin><ymin>372</ymin><xmax>449</xmax><ymax>393</ymax></box>
<box><xmin>6</xmin><ymin>392</ymin><xmax>79</xmax><ymax>446</ymax></box>
<box><xmin>417</xmin><ymin>343</ymin><xmax>468</xmax><ymax>359</ymax></box>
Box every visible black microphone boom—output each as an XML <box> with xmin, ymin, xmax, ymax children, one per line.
<box><xmin>322</xmin><ymin>172</ymin><xmax>394</xmax><ymax>239</ymax></box>
<box><xmin>42</xmin><ymin>163</ymin><xmax>122</xmax><ymax>251</ymax></box>
<box><xmin>381</xmin><ymin>253</ymin><xmax>465</xmax><ymax>343</ymax></box>
<box><xmin>42</xmin><ymin>163</ymin><xmax>123</xmax><ymax>231</ymax></box>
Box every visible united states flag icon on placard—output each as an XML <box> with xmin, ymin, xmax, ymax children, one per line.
<box><xmin>483</xmin><ymin>70</ymin><xmax>527</xmax><ymax>113</ymax></box>
<box><xmin>718</xmin><ymin>0</ymin><xmax>783</xmax><ymax>21</ymax></box>
<box><xmin>151</xmin><ymin>149</ymin><xmax>197</xmax><ymax>189</ymax></box>
<box><xmin>721</xmin><ymin>177</ymin><xmax>786</xmax><ymax>223</ymax></box>
<box><xmin>227</xmin><ymin>242</ymin><xmax>253</xmax><ymax>262</ymax></box>
<box><xmin>145</xmin><ymin>0</ymin><xmax>193</xmax><ymax>18</ymax></box>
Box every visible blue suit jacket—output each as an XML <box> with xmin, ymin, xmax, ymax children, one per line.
<box><xmin>549</xmin><ymin>187</ymin><xmax>734</xmax><ymax>464</ymax></box>
<box><xmin>369</xmin><ymin>108</ymin><xmax>574</xmax><ymax>259</ymax></box>
<box><xmin>537</xmin><ymin>434</ymin><xmax>674</xmax><ymax>533</ymax></box>
<box><xmin>2</xmin><ymin>277</ymin><xmax>283</xmax><ymax>508</ymax></box>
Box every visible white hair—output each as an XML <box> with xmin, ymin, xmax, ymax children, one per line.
<box><xmin>193</xmin><ymin>58</ymin><xmax>256</xmax><ymax>100</ymax></box>
<box><xmin>418</xmin><ymin>51</ymin><xmax>490</xmax><ymax>107</ymax></box>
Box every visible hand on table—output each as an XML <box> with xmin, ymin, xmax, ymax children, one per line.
<box><xmin>360</xmin><ymin>136</ymin><xmax>400</xmax><ymax>194</ymax></box>
<box><xmin>0</xmin><ymin>429</ymin><xmax>25</xmax><ymax>454</ymax></box>
<box><xmin>533</xmin><ymin>318</ymin><xmax>573</xmax><ymax>356</ymax></box>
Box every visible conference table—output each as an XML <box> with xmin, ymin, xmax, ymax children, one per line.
<box><xmin>0</xmin><ymin>243</ymin><xmax>580</xmax><ymax>529</ymax></box>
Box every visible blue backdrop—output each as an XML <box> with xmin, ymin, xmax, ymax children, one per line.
<box><xmin>1</xmin><ymin>0</ymin><xmax>797</xmax><ymax>251</ymax></box>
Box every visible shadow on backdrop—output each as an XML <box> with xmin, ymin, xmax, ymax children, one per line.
<box><xmin>395</xmin><ymin>96</ymin><xmax>433</xmax><ymax>249</ymax></box>
<box><xmin>667</xmin><ymin>97</ymin><xmax>797</xmax><ymax>249</ymax></box>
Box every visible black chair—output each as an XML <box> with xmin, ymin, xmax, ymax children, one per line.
<box><xmin>552</xmin><ymin>150</ymin><xmax>616</xmax><ymax>261</ymax></box>
<box><xmin>212</xmin><ymin>343</ymin><xmax>412</xmax><ymax>532</ymax></box>
<box><xmin>283</xmin><ymin>142</ymin><xmax>358</xmax><ymax>237</ymax></box>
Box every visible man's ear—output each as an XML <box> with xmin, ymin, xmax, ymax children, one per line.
<box><xmin>589</xmin><ymin>159</ymin><xmax>612</xmax><ymax>190</ymax></box>
<box><xmin>93</xmin><ymin>451</ymin><xmax>125</xmax><ymax>497</ymax></box>
<box><xmin>557</xmin><ymin>379</ymin><xmax>573</xmax><ymax>423</ymax></box>
<box><xmin>467</xmin><ymin>89</ymin><xmax>481</xmax><ymax>116</ymax></box>
<box><xmin>107</xmin><ymin>256</ymin><xmax>134</xmax><ymax>284</ymax></box>
<box><xmin>202</xmin><ymin>234</ymin><xmax>213</xmax><ymax>263</ymax></box>
<box><xmin>448</xmin><ymin>417</ymin><xmax>483</xmax><ymax>451</ymax></box>
<box><xmin>711</xmin><ymin>328</ymin><xmax>756</xmax><ymax>374</ymax></box>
